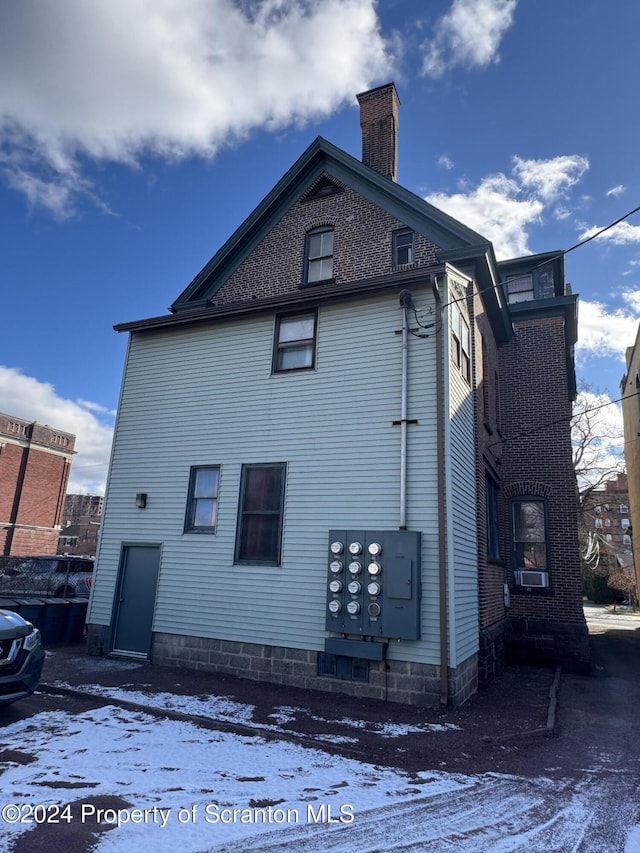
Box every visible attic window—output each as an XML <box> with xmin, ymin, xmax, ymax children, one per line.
<box><xmin>393</xmin><ymin>229</ymin><xmax>414</xmax><ymax>266</ymax></box>
<box><xmin>305</xmin><ymin>227</ymin><xmax>334</xmax><ymax>284</ymax></box>
<box><xmin>505</xmin><ymin>265</ymin><xmax>555</xmax><ymax>304</ymax></box>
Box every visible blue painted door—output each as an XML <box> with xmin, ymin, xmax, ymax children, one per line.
<box><xmin>112</xmin><ymin>545</ymin><xmax>160</xmax><ymax>658</ymax></box>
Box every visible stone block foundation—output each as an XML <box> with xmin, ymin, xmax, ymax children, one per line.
<box><xmin>96</xmin><ymin>630</ymin><xmax>480</xmax><ymax>708</ymax></box>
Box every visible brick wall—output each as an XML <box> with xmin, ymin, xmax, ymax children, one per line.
<box><xmin>211</xmin><ymin>185</ymin><xmax>439</xmax><ymax>307</ymax></box>
<box><xmin>0</xmin><ymin>413</ymin><xmax>75</xmax><ymax>556</ymax></box>
<box><xmin>498</xmin><ymin>316</ymin><xmax>590</xmax><ymax>669</ymax></box>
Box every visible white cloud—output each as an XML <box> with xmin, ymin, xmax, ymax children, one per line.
<box><xmin>0</xmin><ymin>0</ymin><xmax>391</xmax><ymax>216</ymax></box>
<box><xmin>579</xmin><ymin>220</ymin><xmax>640</xmax><ymax>247</ymax></box>
<box><xmin>0</xmin><ymin>367</ymin><xmax>113</xmax><ymax>493</ymax></box>
<box><xmin>426</xmin><ymin>154</ymin><xmax>590</xmax><ymax>258</ymax></box>
<box><xmin>438</xmin><ymin>154</ymin><xmax>455</xmax><ymax>170</ymax></box>
<box><xmin>576</xmin><ymin>300</ymin><xmax>639</xmax><ymax>363</ymax></box>
<box><xmin>421</xmin><ymin>0</ymin><xmax>517</xmax><ymax>78</ymax></box>
<box><xmin>428</xmin><ymin>175</ymin><xmax>542</xmax><ymax>258</ymax></box>
<box><xmin>607</xmin><ymin>185</ymin><xmax>626</xmax><ymax>197</ymax></box>
<box><xmin>512</xmin><ymin>155</ymin><xmax>589</xmax><ymax>202</ymax></box>
<box><xmin>621</xmin><ymin>289</ymin><xmax>640</xmax><ymax>313</ymax></box>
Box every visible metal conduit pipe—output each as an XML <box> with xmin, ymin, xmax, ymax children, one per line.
<box><xmin>431</xmin><ymin>276</ymin><xmax>449</xmax><ymax>706</ymax></box>
<box><xmin>399</xmin><ymin>291</ymin><xmax>410</xmax><ymax>531</ymax></box>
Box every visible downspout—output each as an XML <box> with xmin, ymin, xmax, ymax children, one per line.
<box><xmin>399</xmin><ymin>291</ymin><xmax>411</xmax><ymax>530</ymax></box>
<box><xmin>432</xmin><ymin>276</ymin><xmax>449</xmax><ymax>706</ymax></box>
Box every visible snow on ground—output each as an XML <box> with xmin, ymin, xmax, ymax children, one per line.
<box><xmin>1</xmin><ymin>705</ymin><xmax>639</xmax><ymax>852</ymax></box>
<box><xmin>0</xmin><ymin>704</ymin><xmax>471</xmax><ymax>852</ymax></box>
<box><xmin>49</xmin><ymin>681</ymin><xmax>458</xmax><ymax>741</ymax></box>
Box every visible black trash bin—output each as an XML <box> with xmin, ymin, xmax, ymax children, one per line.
<box><xmin>14</xmin><ymin>598</ymin><xmax>47</xmax><ymax>632</ymax></box>
<box><xmin>40</xmin><ymin>599</ymin><xmax>69</xmax><ymax>646</ymax></box>
<box><xmin>0</xmin><ymin>598</ymin><xmax>19</xmax><ymax>614</ymax></box>
<box><xmin>64</xmin><ymin>598</ymin><xmax>88</xmax><ymax>644</ymax></box>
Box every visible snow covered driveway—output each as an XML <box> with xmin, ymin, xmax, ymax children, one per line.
<box><xmin>0</xmin><ymin>703</ymin><xmax>638</xmax><ymax>852</ymax></box>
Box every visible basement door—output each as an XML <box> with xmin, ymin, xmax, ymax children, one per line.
<box><xmin>112</xmin><ymin>545</ymin><xmax>160</xmax><ymax>659</ymax></box>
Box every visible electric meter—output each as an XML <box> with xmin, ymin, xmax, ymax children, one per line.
<box><xmin>348</xmin><ymin>542</ymin><xmax>363</xmax><ymax>556</ymax></box>
<box><xmin>346</xmin><ymin>601</ymin><xmax>361</xmax><ymax>615</ymax></box>
<box><xmin>347</xmin><ymin>580</ymin><xmax>362</xmax><ymax>595</ymax></box>
<box><xmin>368</xmin><ymin>602</ymin><xmax>381</xmax><ymax>617</ymax></box>
<box><xmin>328</xmin><ymin>599</ymin><xmax>342</xmax><ymax>614</ymax></box>
<box><xmin>330</xmin><ymin>541</ymin><xmax>344</xmax><ymax>555</ymax></box>
<box><xmin>329</xmin><ymin>579</ymin><xmax>343</xmax><ymax>594</ymax></box>
<box><xmin>367</xmin><ymin>542</ymin><xmax>382</xmax><ymax>557</ymax></box>
<box><xmin>367</xmin><ymin>561</ymin><xmax>382</xmax><ymax>575</ymax></box>
<box><xmin>348</xmin><ymin>561</ymin><xmax>362</xmax><ymax>575</ymax></box>
<box><xmin>367</xmin><ymin>581</ymin><xmax>381</xmax><ymax>596</ymax></box>
<box><xmin>329</xmin><ymin>560</ymin><xmax>343</xmax><ymax>574</ymax></box>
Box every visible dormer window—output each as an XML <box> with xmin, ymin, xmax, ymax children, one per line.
<box><xmin>305</xmin><ymin>227</ymin><xmax>334</xmax><ymax>284</ymax></box>
<box><xmin>393</xmin><ymin>229</ymin><xmax>414</xmax><ymax>266</ymax></box>
<box><xmin>505</xmin><ymin>265</ymin><xmax>555</xmax><ymax>305</ymax></box>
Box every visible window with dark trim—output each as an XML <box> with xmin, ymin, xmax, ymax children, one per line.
<box><xmin>273</xmin><ymin>311</ymin><xmax>317</xmax><ymax>372</ymax></box>
<box><xmin>185</xmin><ymin>466</ymin><xmax>220</xmax><ymax>533</ymax></box>
<box><xmin>451</xmin><ymin>301</ymin><xmax>471</xmax><ymax>382</ymax></box>
<box><xmin>486</xmin><ymin>474</ymin><xmax>500</xmax><ymax>561</ymax></box>
<box><xmin>511</xmin><ymin>499</ymin><xmax>549</xmax><ymax>585</ymax></box>
<box><xmin>393</xmin><ymin>229</ymin><xmax>414</xmax><ymax>266</ymax></box>
<box><xmin>235</xmin><ymin>463</ymin><xmax>286</xmax><ymax>565</ymax></box>
<box><xmin>305</xmin><ymin>227</ymin><xmax>334</xmax><ymax>283</ymax></box>
<box><xmin>505</xmin><ymin>265</ymin><xmax>555</xmax><ymax>304</ymax></box>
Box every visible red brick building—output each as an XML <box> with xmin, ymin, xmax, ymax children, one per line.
<box><xmin>0</xmin><ymin>412</ymin><xmax>75</xmax><ymax>555</ymax></box>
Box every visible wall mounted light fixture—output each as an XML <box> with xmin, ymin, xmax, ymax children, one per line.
<box><xmin>135</xmin><ymin>493</ymin><xmax>147</xmax><ymax>509</ymax></box>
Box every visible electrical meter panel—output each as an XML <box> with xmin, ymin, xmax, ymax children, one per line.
<box><xmin>325</xmin><ymin>530</ymin><xmax>421</xmax><ymax>640</ymax></box>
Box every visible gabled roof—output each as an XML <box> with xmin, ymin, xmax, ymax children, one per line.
<box><xmin>113</xmin><ymin>135</ymin><xmax>514</xmax><ymax>343</ymax></box>
<box><xmin>165</xmin><ymin>135</ymin><xmax>511</xmax><ymax>341</ymax></box>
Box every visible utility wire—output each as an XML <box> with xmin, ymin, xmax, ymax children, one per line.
<box><xmin>487</xmin><ymin>389</ymin><xmax>634</xmax><ymax>450</ymax></box>
<box><xmin>441</xmin><ymin>202</ymin><xmax>640</xmax><ymax>310</ymax></box>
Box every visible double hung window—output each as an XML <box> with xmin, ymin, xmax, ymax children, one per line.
<box><xmin>235</xmin><ymin>463</ymin><xmax>286</xmax><ymax>565</ymax></box>
<box><xmin>393</xmin><ymin>229</ymin><xmax>414</xmax><ymax>266</ymax></box>
<box><xmin>512</xmin><ymin>499</ymin><xmax>548</xmax><ymax>583</ymax></box>
<box><xmin>185</xmin><ymin>466</ymin><xmax>220</xmax><ymax>532</ymax></box>
<box><xmin>273</xmin><ymin>312</ymin><xmax>317</xmax><ymax>372</ymax></box>
<box><xmin>451</xmin><ymin>301</ymin><xmax>471</xmax><ymax>382</ymax></box>
<box><xmin>305</xmin><ymin>227</ymin><xmax>334</xmax><ymax>283</ymax></box>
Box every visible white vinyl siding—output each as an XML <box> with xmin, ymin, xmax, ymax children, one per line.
<box><xmin>444</xmin><ymin>275</ymin><xmax>479</xmax><ymax>666</ymax></box>
<box><xmin>91</xmin><ymin>288</ymin><xmax>446</xmax><ymax>666</ymax></box>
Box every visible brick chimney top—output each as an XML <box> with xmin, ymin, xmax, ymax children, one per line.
<box><xmin>356</xmin><ymin>82</ymin><xmax>400</xmax><ymax>182</ymax></box>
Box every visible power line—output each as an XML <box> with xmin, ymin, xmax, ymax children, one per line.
<box><xmin>487</xmin><ymin>389</ymin><xmax>633</xmax><ymax>450</ymax></box>
<box><xmin>442</xmin><ymin>202</ymin><xmax>640</xmax><ymax>310</ymax></box>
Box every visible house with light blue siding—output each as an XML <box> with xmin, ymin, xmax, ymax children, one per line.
<box><xmin>87</xmin><ymin>84</ymin><xmax>589</xmax><ymax>706</ymax></box>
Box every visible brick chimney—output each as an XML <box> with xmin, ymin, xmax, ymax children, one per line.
<box><xmin>356</xmin><ymin>82</ymin><xmax>400</xmax><ymax>182</ymax></box>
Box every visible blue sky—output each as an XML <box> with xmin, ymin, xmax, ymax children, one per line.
<box><xmin>1</xmin><ymin>0</ymin><xmax>639</xmax><ymax>492</ymax></box>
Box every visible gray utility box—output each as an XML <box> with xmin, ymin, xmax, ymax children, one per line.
<box><xmin>325</xmin><ymin>530</ymin><xmax>421</xmax><ymax>641</ymax></box>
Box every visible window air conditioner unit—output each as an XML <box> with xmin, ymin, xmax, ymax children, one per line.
<box><xmin>515</xmin><ymin>570</ymin><xmax>549</xmax><ymax>588</ymax></box>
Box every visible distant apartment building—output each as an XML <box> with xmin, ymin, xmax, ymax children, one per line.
<box><xmin>581</xmin><ymin>473</ymin><xmax>634</xmax><ymax>575</ymax></box>
<box><xmin>621</xmin><ymin>328</ymin><xmax>640</xmax><ymax>594</ymax></box>
<box><xmin>0</xmin><ymin>412</ymin><xmax>75</xmax><ymax>555</ymax></box>
<box><xmin>58</xmin><ymin>494</ymin><xmax>103</xmax><ymax>557</ymax></box>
